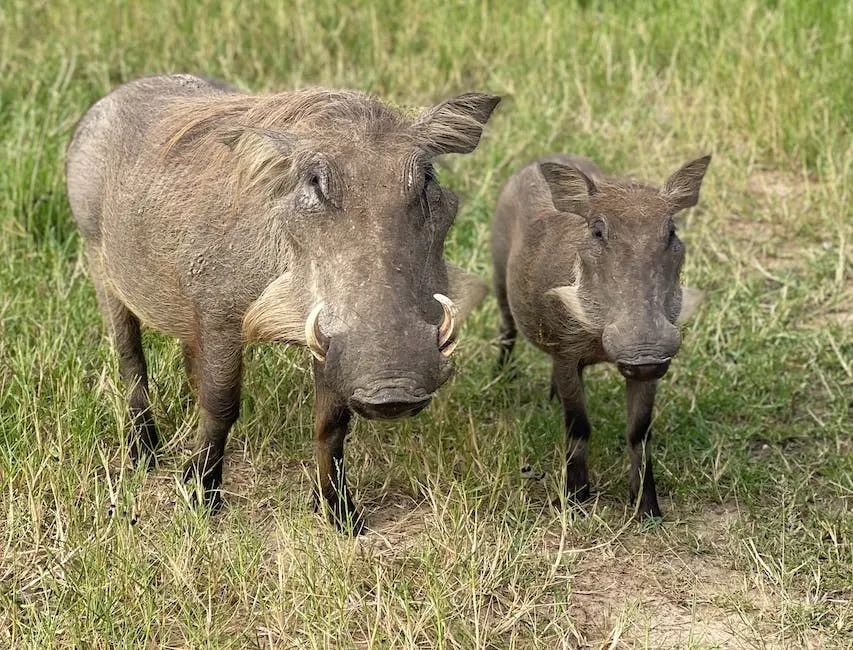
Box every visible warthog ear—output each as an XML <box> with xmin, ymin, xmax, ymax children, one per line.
<box><xmin>414</xmin><ymin>93</ymin><xmax>501</xmax><ymax>156</ymax></box>
<box><xmin>661</xmin><ymin>155</ymin><xmax>712</xmax><ymax>211</ymax></box>
<box><xmin>676</xmin><ymin>286</ymin><xmax>704</xmax><ymax>324</ymax></box>
<box><xmin>445</xmin><ymin>263</ymin><xmax>488</xmax><ymax>323</ymax></box>
<box><xmin>539</xmin><ymin>162</ymin><xmax>597</xmax><ymax>217</ymax></box>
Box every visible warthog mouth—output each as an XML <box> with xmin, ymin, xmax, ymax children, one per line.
<box><xmin>349</xmin><ymin>385</ymin><xmax>433</xmax><ymax>420</ymax></box>
<box><xmin>616</xmin><ymin>357</ymin><xmax>672</xmax><ymax>381</ymax></box>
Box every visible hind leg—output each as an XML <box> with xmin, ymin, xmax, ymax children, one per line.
<box><xmin>90</xmin><ymin>267</ymin><xmax>159</xmax><ymax>468</ymax></box>
<box><xmin>494</xmin><ymin>270</ymin><xmax>517</xmax><ymax>370</ymax></box>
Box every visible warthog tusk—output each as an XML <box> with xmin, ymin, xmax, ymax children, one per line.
<box><xmin>305</xmin><ymin>302</ymin><xmax>329</xmax><ymax>362</ymax></box>
<box><xmin>434</xmin><ymin>293</ymin><xmax>458</xmax><ymax>357</ymax></box>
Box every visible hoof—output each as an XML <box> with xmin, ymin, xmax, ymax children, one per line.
<box><xmin>129</xmin><ymin>419</ymin><xmax>159</xmax><ymax>470</ymax></box>
<box><xmin>131</xmin><ymin>448</ymin><xmax>157</xmax><ymax>471</ymax></box>
<box><xmin>630</xmin><ymin>491</ymin><xmax>663</xmax><ymax>521</ymax></box>
<box><xmin>552</xmin><ymin>485</ymin><xmax>593</xmax><ymax>511</ymax></box>
<box><xmin>314</xmin><ymin>493</ymin><xmax>366</xmax><ymax>536</ymax></box>
<box><xmin>567</xmin><ymin>483</ymin><xmax>592</xmax><ymax>504</ymax></box>
<box><xmin>183</xmin><ymin>463</ymin><xmax>224</xmax><ymax>513</ymax></box>
<box><xmin>333</xmin><ymin>508</ymin><xmax>366</xmax><ymax>536</ymax></box>
<box><xmin>192</xmin><ymin>488</ymin><xmax>224</xmax><ymax>514</ymax></box>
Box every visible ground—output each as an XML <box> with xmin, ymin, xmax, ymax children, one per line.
<box><xmin>0</xmin><ymin>1</ymin><xmax>850</xmax><ymax>648</ymax></box>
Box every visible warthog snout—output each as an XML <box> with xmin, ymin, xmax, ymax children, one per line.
<box><xmin>304</xmin><ymin>295</ymin><xmax>458</xmax><ymax>420</ymax></box>
<box><xmin>305</xmin><ymin>294</ymin><xmax>458</xmax><ymax>365</ymax></box>
<box><xmin>603</xmin><ymin>318</ymin><xmax>682</xmax><ymax>382</ymax></box>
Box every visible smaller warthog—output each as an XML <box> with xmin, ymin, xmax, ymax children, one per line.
<box><xmin>492</xmin><ymin>154</ymin><xmax>710</xmax><ymax>518</ymax></box>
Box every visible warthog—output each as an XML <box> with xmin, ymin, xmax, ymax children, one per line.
<box><xmin>492</xmin><ymin>153</ymin><xmax>710</xmax><ymax>518</ymax></box>
<box><xmin>67</xmin><ymin>74</ymin><xmax>499</xmax><ymax>533</ymax></box>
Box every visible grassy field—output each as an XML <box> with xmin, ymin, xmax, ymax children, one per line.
<box><xmin>1</xmin><ymin>0</ymin><xmax>850</xmax><ymax>647</ymax></box>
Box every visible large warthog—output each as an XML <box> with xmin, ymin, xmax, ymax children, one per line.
<box><xmin>492</xmin><ymin>153</ymin><xmax>710</xmax><ymax>518</ymax></box>
<box><xmin>67</xmin><ymin>74</ymin><xmax>499</xmax><ymax>533</ymax></box>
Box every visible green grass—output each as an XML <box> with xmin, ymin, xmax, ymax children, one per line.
<box><xmin>1</xmin><ymin>0</ymin><xmax>850</xmax><ymax>647</ymax></box>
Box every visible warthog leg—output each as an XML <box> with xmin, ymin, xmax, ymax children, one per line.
<box><xmin>312</xmin><ymin>364</ymin><xmax>364</xmax><ymax>535</ymax></box>
<box><xmin>90</xmin><ymin>261</ymin><xmax>158</xmax><ymax>469</ymax></box>
<box><xmin>553</xmin><ymin>360</ymin><xmax>592</xmax><ymax>504</ymax></box>
<box><xmin>181</xmin><ymin>341</ymin><xmax>199</xmax><ymax>396</ymax></box>
<box><xmin>182</xmin><ymin>332</ymin><xmax>242</xmax><ymax>511</ymax></box>
<box><xmin>494</xmin><ymin>266</ymin><xmax>517</xmax><ymax>371</ymax></box>
<box><xmin>626</xmin><ymin>379</ymin><xmax>662</xmax><ymax>519</ymax></box>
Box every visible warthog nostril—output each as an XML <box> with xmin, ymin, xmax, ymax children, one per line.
<box><xmin>616</xmin><ymin>358</ymin><xmax>671</xmax><ymax>381</ymax></box>
<box><xmin>305</xmin><ymin>303</ymin><xmax>330</xmax><ymax>362</ymax></box>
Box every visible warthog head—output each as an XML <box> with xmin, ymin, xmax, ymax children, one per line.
<box><xmin>540</xmin><ymin>155</ymin><xmax>711</xmax><ymax>381</ymax></box>
<box><xmin>233</xmin><ymin>91</ymin><xmax>500</xmax><ymax>417</ymax></box>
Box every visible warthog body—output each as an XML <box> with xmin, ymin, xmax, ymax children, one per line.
<box><xmin>492</xmin><ymin>153</ymin><xmax>710</xmax><ymax>517</ymax></box>
<box><xmin>67</xmin><ymin>74</ymin><xmax>499</xmax><ymax>533</ymax></box>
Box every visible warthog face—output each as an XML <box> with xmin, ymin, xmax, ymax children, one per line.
<box><xmin>540</xmin><ymin>156</ymin><xmax>710</xmax><ymax>381</ymax></box>
<box><xmin>241</xmin><ymin>93</ymin><xmax>500</xmax><ymax>417</ymax></box>
<box><xmin>300</xmin><ymin>145</ymin><xmax>462</xmax><ymax>419</ymax></box>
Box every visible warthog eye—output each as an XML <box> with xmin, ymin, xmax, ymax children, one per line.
<box><xmin>418</xmin><ymin>164</ymin><xmax>441</xmax><ymax>214</ymax></box>
<box><xmin>666</xmin><ymin>220</ymin><xmax>679</xmax><ymax>248</ymax></box>
<box><xmin>301</xmin><ymin>175</ymin><xmax>323</xmax><ymax>210</ymax></box>
<box><xmin>299</xmin><ymin>159</ymin><xmax>341</xmax><ymax>210</ymax></box>
<box><xmin>590</xmin><ymin>219</ymin><xmax>607</xmax><ymax>241</ymax></box>
<box><xmin>422</xmin><ymin>164</ymin><xmax>437</xmax><ymax>196</ymax></box>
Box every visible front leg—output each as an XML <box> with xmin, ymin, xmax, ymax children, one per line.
<box><xmin>313</xmin><ymin>363</ymin><xmax>364</xmax><ymax>535</ymax></box>
<box><xmin>182</xmin><ymin>334</ymin><xmax>242</xmax><ymax>512</ymax></box>
<box><xmin>552</xmin><ymin>359</ymin><xmax>592</xmax><ymax>503</ymax></box>
<box><xmin>626</xmin><ymin>379</ymin><xmax>662</xmax><ymax>519</ymax></box>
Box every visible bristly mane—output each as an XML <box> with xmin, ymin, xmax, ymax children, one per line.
<box><xmin>157</xmin><ymin>89</ymin><xmax>411</xmax><ymax>201</ymax></box>
<box><xmin>161</xmin><ymin>88</ymin><xmax>408</xmax><ymax>157</ymax></box>
<box><xmin>590</xmin><ymin>178</ymin><xmax>670</xmax><ymax>220</ymax></box>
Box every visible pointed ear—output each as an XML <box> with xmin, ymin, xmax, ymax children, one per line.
<box><xmin>676</xmin><ymin>286</ymin><xmax>704</xmax><ymax>324</ymax></box>
<box><xmin>445</xmin><ymin>263</ymin><xmax>488</xmax><ymax>322</ymax></box>
<box><xmin>538</xmin><ymin>162</ymin><xmax>597</xmax><ymax>216</ymax></box>
<box><xmin>413</xmin><ymin>93</ymin><xmax>501</xmax><ymax>156</ymax></box>
<box><xmin>661</xmin><ymin>155</ymin><xmax>711</xmax><ymax>211</ymax></box>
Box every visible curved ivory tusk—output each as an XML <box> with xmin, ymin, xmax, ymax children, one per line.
<box><xmin>434</xmin><ymin>293</ymin><xmax>458</xmax><ymax>356</ymax></box>
<box><xmin>439</xmin><ymin>338</ymin><xmax>459</xmax><ymax>357</ymax></box>
<box><xmin>305</xmin><ymin>302</ymin><xmax>328</xmax><ymax>362</ymax></box>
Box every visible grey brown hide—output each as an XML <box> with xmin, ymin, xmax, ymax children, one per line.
<box><xmin>67</xmin><ymin>74</ymin><xmax>499</xmax><ymax>534</ymax></box>
<box><xmin>491</xmin><ymin>153</ymin><xmax>710</xmax><ymax>518</ymax></box>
